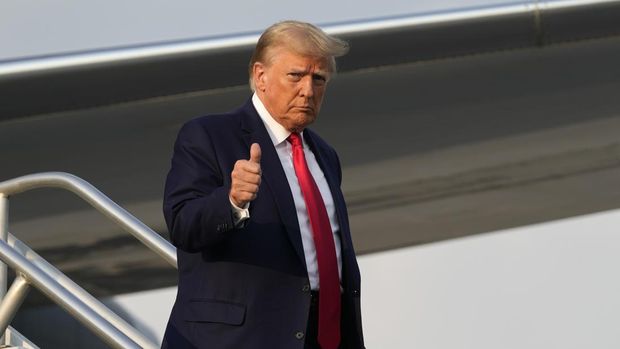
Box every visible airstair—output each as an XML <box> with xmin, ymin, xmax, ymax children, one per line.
<box><xmin>0</xmin><ymin>172</ymin><xmax>177</xmax><ymax>348</ymax></box>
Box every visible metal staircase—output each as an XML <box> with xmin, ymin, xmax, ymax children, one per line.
<box><xmin>0</xmin><ymin>172</ymin><xmax>177</xmax><ymax>348</ymax></box>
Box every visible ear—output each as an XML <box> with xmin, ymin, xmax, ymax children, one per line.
<box><xmin>253</xmin><ymin>62</ymin><xmax>268</xmax><ymax>92</ymax></box>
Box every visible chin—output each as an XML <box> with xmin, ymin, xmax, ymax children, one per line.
<box><xmin>290</xmin><ymin>114</ymin><xmax>316</xmax><ymax>131</ymax></box>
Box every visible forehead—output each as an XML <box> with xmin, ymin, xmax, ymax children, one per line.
<box><xmin>268</xmin><ymin>48</ymin><xmax>330</xmax><ymax>72</ymax></box>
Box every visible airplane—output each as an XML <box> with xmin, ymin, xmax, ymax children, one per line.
<box><xmin>1</xmin><ymin>0</ymin><xmax>619</xmax><ymax>347</ymax></box>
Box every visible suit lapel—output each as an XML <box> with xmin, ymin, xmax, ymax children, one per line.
<box><xmin>240</xmin><ymin>101</ymin><xmax>308</xmax><ymax>269</ymax></box>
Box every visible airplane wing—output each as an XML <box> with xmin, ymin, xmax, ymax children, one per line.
<box><xmin>1</xmin><ymin>0</ymin><xmax>619</xmax><ymax>119</ymax></box>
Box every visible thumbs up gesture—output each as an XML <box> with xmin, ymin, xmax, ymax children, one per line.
<box><xmin>230</xmin><ymin>143</ymin><xmax>262</xmax><ymax>208</ymax></box>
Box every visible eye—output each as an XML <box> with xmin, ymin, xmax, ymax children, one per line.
<box><xmin>287</xmin><ymin>72</ymin><xmax>303</xmax><ymax>81</ymax></box>
<box><xmin>312</xmin><ymin>74</ymin><xmax>327</xmax><ymax>85</ymax></box>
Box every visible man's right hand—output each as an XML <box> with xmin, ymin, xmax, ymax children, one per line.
<box><xmin>229</xmin><ymin>143</ymin><xmax>262</xmax><ymax>208</ymax></box>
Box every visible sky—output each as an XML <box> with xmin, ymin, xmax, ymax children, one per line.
<box><xmin>0</xmin><ymin>0</ymin><xmax>514</xmax><ymax>60</ymax></box>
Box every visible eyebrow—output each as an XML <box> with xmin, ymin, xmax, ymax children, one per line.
<box><xmin>289</xmin><ymin>68</ymin><xmax>329</xmax><ymax>78</ymax></box>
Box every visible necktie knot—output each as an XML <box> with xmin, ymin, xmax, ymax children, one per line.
<box><xmin>288</xmin><ymin>132</ymin><xmax>303</xmax><ymax>148</ymax></box>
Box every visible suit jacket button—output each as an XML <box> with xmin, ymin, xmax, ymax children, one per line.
<box><xmin>295</xmin><ymin>331</ymin><xmax>305</xmax><ymax>340</ymax></box>
<box><xmin>302</xmin><ymin>284</ymin><xmax>310</xmax><ymax>292</ymax></box>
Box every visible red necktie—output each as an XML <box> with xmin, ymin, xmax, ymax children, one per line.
<box><xmin>288</xmin><ymin>132</ymin><xmax>341</xmax><ymax>349</ymax></box>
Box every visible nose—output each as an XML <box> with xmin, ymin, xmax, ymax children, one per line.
<box><xmin>299</xmin><ymin>76</ymin><xmax>314</xmax><ymax>98</ymax></box>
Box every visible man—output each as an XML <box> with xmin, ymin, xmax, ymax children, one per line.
<box><xmin>162</xmin><ymin>21</ymin><xmax>364</xmax><ymax>349</ymax></box>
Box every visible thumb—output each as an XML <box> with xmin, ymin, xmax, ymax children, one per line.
<box><xmin>250</xmin><ymin>143</ymin><xmax>261</xmax><ymax>164</ymax></box>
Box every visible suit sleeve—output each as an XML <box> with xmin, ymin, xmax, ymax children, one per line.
<box><xmin>163</xmin><ymin>119</ymin><xmax>235</xmax><ymax>252</ymax></box>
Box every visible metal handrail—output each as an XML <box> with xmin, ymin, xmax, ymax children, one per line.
<box><xmin>4</xmin><ymin>325</ymin><xmax>39</xmax><ymax>348</ymax></box>
<box><xmin>0</xmin><ymin>239</ymin><xmax>139</xmax><ymax>349</ymax></box>
<box><xmin>6</xmin><ymin>233</ymin><xmax>158</xmax><ymax>348</ymax></box>
<box><xmin>0</xmin><ymin>172</ymin><xmax>177</xmax><ymax>347</ymax></box>
<box><xmin>0</xmin><ymin>172</ymin><xmax>176</xmax><ymax>267</ymax></box>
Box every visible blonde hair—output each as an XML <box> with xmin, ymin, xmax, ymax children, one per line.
<box><xmin>248</xmin><ymin>20</ymin><xmax>349</xmax><ymax>90</ymax></box>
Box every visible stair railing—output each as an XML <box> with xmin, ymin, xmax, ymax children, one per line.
<box><xmin>0</xmin><ymin>172</ymin><xmax>178</xmax><ymax>348</ymax></box>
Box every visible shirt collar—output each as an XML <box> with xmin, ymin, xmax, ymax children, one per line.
<box><xmin>252</xmin><ymin>93</ymin><xmax>303</xmax><ymax>146</ymax></box>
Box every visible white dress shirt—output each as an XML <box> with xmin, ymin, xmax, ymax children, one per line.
<box><xmin>231</xmin><ymin>94</ymin><xmax>343</xmax><ymax>290</ymax></box>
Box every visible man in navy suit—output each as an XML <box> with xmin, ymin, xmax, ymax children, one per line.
<box><xmin>162</xmin><ymin>21</ymin><xmax>364</xmax><ymax>349</ymax></box>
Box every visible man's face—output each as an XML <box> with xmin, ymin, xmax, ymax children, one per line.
<box><xmin>254</xmin><ymin>48</ymin><xmax>331</xmax><ymax>133</ymax></box>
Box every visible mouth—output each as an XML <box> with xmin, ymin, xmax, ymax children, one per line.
<box><xmin>293</xmin><ymin>106</ymin><xmax>314</xmax><ymax>112</ymax></box>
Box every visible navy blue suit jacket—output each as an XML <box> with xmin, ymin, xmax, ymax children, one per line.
<box><xmin>161</xmin><ymin>99</ymin><xmax>364</xmax><ymax>349</ymax></box>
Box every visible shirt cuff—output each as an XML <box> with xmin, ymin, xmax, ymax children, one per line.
<box><xmin>229</xmin><ymin>197</ymin><xmax>250</xmax><ymax>228</ymax></box>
